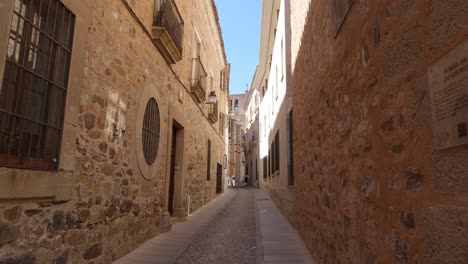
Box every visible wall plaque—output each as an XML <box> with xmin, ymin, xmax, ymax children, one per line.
<box><xmin>429</xmin><ymin>40</ymin><xmax>468</xmax><ymax>149</ymax></box>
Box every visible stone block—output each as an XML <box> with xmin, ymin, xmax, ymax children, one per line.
<box><xmin>420</xmin><ymin>205</ymin><xmax>468</xmax><ymax>264</ymax></box>
<box><xmin>83</xmin><ymin>243</ymin><xmax>102</xmax><ymax>260</ymax></box>
<box><xmin>0</xmin><ymin>222</ymin><xmax>19</xmax><ymax>246</ymax></box>
<box><xmin>432</xmin><ymin>147</ymin><xmax>468</xmax><ymax>194</ymax></box>
<box><xmin>3</xmin><ymin>206</ymin><xmax>22</xmax><ymax>222</ymax></box>
<box><xmin>0</xmin><ymin>254</ymin><xmax>35</xmax><ymax>264</ymax></box>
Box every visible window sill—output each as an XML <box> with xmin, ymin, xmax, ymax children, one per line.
<box><xmin>0</xmin><ymin>167</ymin><xmax>73</xmax><ymax>202</ymax></box>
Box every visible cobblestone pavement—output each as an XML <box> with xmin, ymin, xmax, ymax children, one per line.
<box><xmin>174</xmin><ymin>187</ymin><xmax>257</xmax><ymax>264</ymax></box>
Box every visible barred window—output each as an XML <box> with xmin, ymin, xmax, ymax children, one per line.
<box><xmin>0</xmin><ymin>0</ymin><xmax>75</xmax><ymax>170</ymax></box>
<box><xmin>275</xmin><ymin>130</ymin><xmax>280</xmax><ymax>172</ymax></box>
<box><xmin>142</xmin><ymin>98</ymin><xmax>160</xmax><ymax>165</ymax></box>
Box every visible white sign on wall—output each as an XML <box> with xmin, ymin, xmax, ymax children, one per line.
<box><xmin>429</xmin><ymin>40</ymin><xmax>468</xmax><ymax>149</ymax></box>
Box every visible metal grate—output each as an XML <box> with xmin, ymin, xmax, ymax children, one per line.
<box><xmin>0</xmin><ymin>0</ymin><xmax>75</xmax><ymax>170</ymax></box>
<box><xmin>142</xmin><ymin>98</ymin><xmax>160</xmax><ymax>165</ymax></box>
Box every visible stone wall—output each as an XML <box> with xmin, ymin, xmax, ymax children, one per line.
<box><xmin>0</xmin><ymin>0</ymin><xmax>228</xmax><ymax>263</ymax></box>
<box><xmin>292</xmin><ymin>0</ymin><xmax>468</xmax><ymax>263</ymax></box>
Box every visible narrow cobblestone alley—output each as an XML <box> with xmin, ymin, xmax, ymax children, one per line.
<box><xmin>115</xmin><ymin>187</ymin><xmax>313</xmax><ymax>264</ymax></box>
<box><xmin>174</xmin><ymin>188</ymin><xmax>256</xmax><ymax>264</ymax></box>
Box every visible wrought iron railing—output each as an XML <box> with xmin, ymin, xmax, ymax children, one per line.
<box><xmin>191</xmin><ymin>57</ymin><xmax>207</xmax><ymax>93</ymax></box>
<box><xmin>208</xmin><ymin>102</ymin><xmax>219</xmax><ymax>123</ymax></box>
<box><xmin>154</xmin><ymin>0</ymin><xmax>184</xmax><ymax>54</ymax></box>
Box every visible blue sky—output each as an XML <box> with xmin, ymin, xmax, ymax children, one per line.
<box><xmin>215</xmin><ymin>0</ymin><xmax>262</xmax><ymax>95</ymax></box>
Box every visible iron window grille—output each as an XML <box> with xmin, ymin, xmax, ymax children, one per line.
<box><xmin>0</xmin><ymin>0</ymin><xmax>75</xmax><ymax>170</ymax></box>
<box><xmin>154</xmin><ymin>0</ymin><xmax>184</xmax><ymax>55</ymax></box>
<box><xmin>142</xmin><ymin>98</ymin><xmax>160</xmax><ymax>165</ymax></box>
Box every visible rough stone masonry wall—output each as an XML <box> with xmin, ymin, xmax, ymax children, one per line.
<box><xmin>292</xmin><ymin>0</ymin><xmax>468</xmax><ymax>263</ymax></box>
<box><xmin>0</xmin><ymin>0</ymin><xmax>227</xmax><ymax>263</ymax></box>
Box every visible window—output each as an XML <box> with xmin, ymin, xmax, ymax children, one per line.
<box><xmin>220</xmin><ymin>69</ymin><xmax>225</xmax><ymax>91</ymax></box>
<box><xmin>219</xmin><ymin>113</ymin><xmax>225</xmax><ymax>135</ymax></box>
<box><xmin>271</xmin><ymin>86</ymin><xmax>274</xmax><ymax>114</ymax></box>
<box><xmin>281</xmin><ymin>38</ymin><xmax>284</xmax><ymax>80</ymax></box>
<box><xmin>234</xmin><ymin>99</ymin><xmax>239</xmax><ymax>112</ymax></box>
<box><xmin>0</xmin><ymin>0</ymin><xmax>75</xmax><ymax>170</ymax></box>
<box><xmin>220</xmin><ymin>66</ymin><xmax>229</xmax><ymax>93</ymax></box>
<box><xmin>142</xmin><ymin>98</ymin><xmax>160</xmax><ymax>165</ymax></box>
<box><xmin>255</xmin><ymin>159</ymin><xmax>258</xmax><ymax>181</ymax></box>
<box><xmin>270</xmin><ymin>142</ymin><xmax>274</xmax><ymax>177</ymax></box>
<box><xmin>275</xmin><ymin>65</ymin><xmax>278</xmax><ymax>99</ymax></box>
<box><xmin>263</xmin><ymin>157</ymin><xmax>267</xmax><ymax>179</ymax></box>
<box><xmin>332</xmin><ymin>0</ymin><xmax>354</xmax><ymax>37</ymax></box>
<box><xmin>275</xmin><ymin>130</ymin><xmax>279</xmax><ymax>172</ymax></box>
<box><xmin>206</xmin><ymin>139</ymin><xmax>211</xmax><ymax>181</ymax></box>
<box><xmin>288</xmin><ymin>110</ymin><xmax>294</xmax><ymax>186</ymax></box>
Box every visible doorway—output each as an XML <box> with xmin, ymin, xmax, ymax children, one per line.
<box><xmin>168</xmin><ymin>121</ymin><xmax>184</xmax><ymax>216</ymax></box>
<box><xmin>216</xmin><ymin>163</ymin><xmax>222</xmax><ymax>193</ymax></box>
<box><xmin>168</xmin><ymin>126</ymin><xmax>177</xmax><ymax>215</ymax></box>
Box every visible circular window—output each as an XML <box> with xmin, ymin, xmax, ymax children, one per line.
<box><xmin>142</xmin><ymin>98</ymin><xmax>160</xmax><ymax>165</ymax></box>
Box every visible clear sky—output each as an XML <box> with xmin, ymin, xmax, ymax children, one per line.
<box><xmin>215</xmin><ymin>0</ymin><xmax>262</xmax><ymax>95</ymax></box>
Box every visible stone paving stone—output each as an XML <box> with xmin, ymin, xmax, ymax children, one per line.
<box><xmin>174</xmin><ymin>188</ymin><xmax>257</xmax><ymax>264</ymax></box>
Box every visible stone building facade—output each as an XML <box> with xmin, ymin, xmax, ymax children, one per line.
<box><xmin>257</xmin><ymin>0</ymin><xmax>295</xmax><ymax>220</ymax></box>
<box><xmin>0</xmin><ymin>0</ymin><xmax>229</xmax><ymax>263</ymax></box>
<box><xmin>291</xmin><ymin>0</ymin><xmax>468</xmax><ymax>263</ymax></box>
<box><xmin>244</xmin><ymin>74</ymin><xmax>261</xmax><ymax>188</ymax></box>
<box><xmin>228</xmin><ymin>93</ymin><xmax>247</xmax><ymax>185</ymax></box>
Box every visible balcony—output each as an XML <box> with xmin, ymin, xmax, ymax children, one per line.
<box><xmin>208</xmin><ymin>102</ymin><xmax>219</xmax><ymax>124</ymax></box>
<box><xmin>151</xmin><ymin>0</ymin><xmax>184</xmax><ymax>64</ymax></box>
<box><xmin>190</xmin><ymin>57</ymin><xmax>207</xmax><ymax>103</ymax></box>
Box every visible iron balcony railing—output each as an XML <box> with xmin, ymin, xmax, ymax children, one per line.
<box><xmin>154</xmin><ymin>0</ymin><xmax>184</xmax><ymax>54</ymax></box>
<box><xmin>208</xmin><ymin>102</ymin><xmax>219</xmax><ymax>124</ymax></box>
<box><xmin>191</xmin><ymin>57</ymin><xmax>207</xmax><ymax>103</ymax></box>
